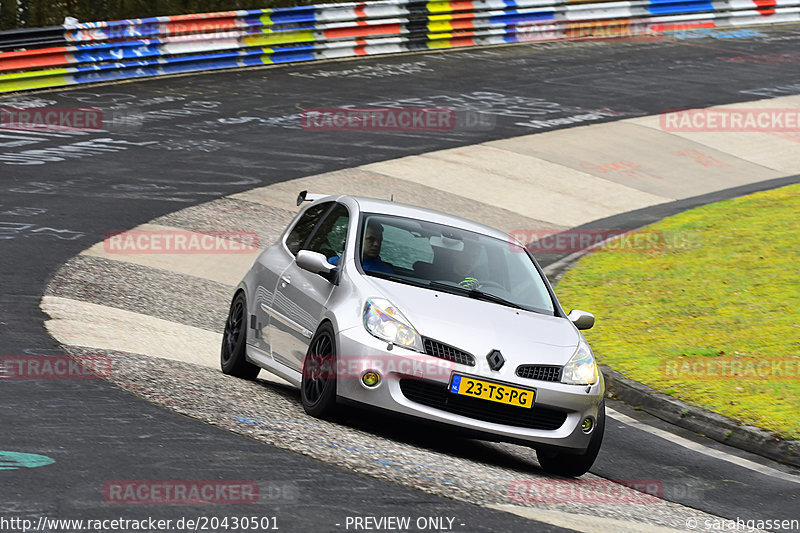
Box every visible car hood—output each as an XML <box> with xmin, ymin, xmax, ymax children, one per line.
<box><xmin>365</xmin><ymin>277</ymin><xmax>579</xmax><ymax>366</ymax></box>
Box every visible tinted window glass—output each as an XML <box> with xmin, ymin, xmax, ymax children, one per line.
<box><xmin>285</xmin><ymin>203</ymin><xmax>331</xmax><ymax>255</ymax></box>
<box><xmin>359</xmin><ymin>214</ymin><xmax>555</xmax><ymax>314</ymax></box>
<box><xmin>307</xmin><ymin>203</ymin><xmax>349</xmax><ymax>260</ymax></box>
<box><xmin>377</xmin><ymin>223</ymin><xmax>432</xmax><ymax>270</ymax></box>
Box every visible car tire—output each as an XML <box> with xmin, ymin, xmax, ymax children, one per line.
<box><xmin>301</xmin><ymin>322</ymin><xmax>338</xmax><ymax>420</ymax></box>
<box><xmin>220</xmin><ymin>292</ymin><xmax>260</xmax><ymax>380</ymax></box>
<box><xmin>536</xmin><ymin>400</ymin><xmax>605</xmax><ymax>477</ymax></box>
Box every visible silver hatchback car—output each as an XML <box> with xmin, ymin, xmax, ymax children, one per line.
<box><xmin>221</xmin><ymin>192</ymin><xmax>605</xmax><ymax>477</ymax></box>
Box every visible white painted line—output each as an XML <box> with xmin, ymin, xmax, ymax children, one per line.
<box><xmin>488</xmin><ymin>504</ymin><xmax>684</xmax><ymax>533</ymax></box>
<box><xmin>627</xmin><ymin>94</ymin><xmax>800</xmax><ymax>176</ymax></box>
<box><xmin>606</xmin><ymin>407</ymin><xmax>800</xmax><ymax>484</ymax></box>
<box><xmin>362</xmin><ymin>149</ymin><xmax>668</xmax><ymax>227</ymax></box>
<box><xmin>424</xmin><ymin>144</ymin><xmax>671</xmax><ymax>217</ymax></box>
<box><xmin>229</xmin><ymin>167</ymin><xmax>559</xmax><ymax>233</ymax></box>
<box><xmin>80</xmin><ymin>223</ymin><xmax>260</xmax><ymax>287</ymax></box>
<box><xmin>41</xmin><ymin>296</ymin><xmax>221</xmax><ymax>369</ymax></box>
<box><xmin>40</xmin><ymin>296</ymin><xmax>291</xmax><ymax>387</ymax></box>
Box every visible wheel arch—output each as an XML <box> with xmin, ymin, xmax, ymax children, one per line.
<box><xmin>315</xmin><ymin>312</ymin><xmax>341</xmax><ymax>352</ymax></box>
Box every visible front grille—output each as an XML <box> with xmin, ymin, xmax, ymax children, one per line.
<box><xmin>516</xmin><ymin>364</ymin><xmax>562</xmax><ymax>383</ymax></box>
<box><xmin>423</xmin><ymin>338</ymin><xmax>475</xmax><ymax>367</ymax></box>
<box><xmin>399</xmin><ymin>379</ymin><xmax>567</xmax><ymax>431</ymax></box>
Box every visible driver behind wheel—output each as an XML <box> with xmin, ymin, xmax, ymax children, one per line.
<box><xmin>452</xmin><ymin>239</ymin><xmax>482</xmax><ymax>290</ymax></box>
<box><xmin>359</xmin><ymin>220</ymin><xmax>394</xmax><ymax>274</ymax></box>
<box><xmin>328</xmin><ymin>219</ymin><xmax>394</xmax><ymax>274</ymax></box>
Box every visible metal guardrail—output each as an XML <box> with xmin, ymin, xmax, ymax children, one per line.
<box><xmin>0</xmin><ymin>26</ymin><xmax>64</xmax><ymax>49</ymax></box>
<box><xmin>0</xmin><ymin>0</ymin><xmax>798</xmax><ymax>93</ymax></box>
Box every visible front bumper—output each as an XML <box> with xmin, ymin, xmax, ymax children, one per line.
<box><xmin>336</xmin><ymin>325</ymin><xmax>605</xmax><ymax>451</ymax></box>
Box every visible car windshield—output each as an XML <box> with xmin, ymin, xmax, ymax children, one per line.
<box><xmin>357</xmin><ymin>213</ymin><xmax>556</xmax><ymax>315</ymax></box>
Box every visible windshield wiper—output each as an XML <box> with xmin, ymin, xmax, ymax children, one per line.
<box><xmin>427</xmin><ymin>280</ymin><xmax>469</xmax><ymax>295</ymax></box>
<box><xmin>368</xmin><ymin>271</ymin><xmax>430</xmax><ymax>289</ymax></box>
<box><xmin>427</xmin><ymin>281</ymin><xmax>527</xmax><ymax>311</ymax></box>
<box><xmin>467</xmin><ymin>289</ymin><xmax>527</xmax><ymax>310</ymax></box>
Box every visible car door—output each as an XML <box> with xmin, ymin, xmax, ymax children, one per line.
<box><xmin>269</xmin><ymin>202</ymin><xmax>350</xmax><ymax>371</ymax></box>
<box><xmin>255</xmin><ymin>201</ymin><xmax>333</xmax><ymax>361</ymax></box>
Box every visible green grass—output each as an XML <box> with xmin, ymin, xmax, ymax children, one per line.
<box><xmin>555</xmin><ymin>184</ymin><xmax>800</xmax><ymax>439</ymax></box>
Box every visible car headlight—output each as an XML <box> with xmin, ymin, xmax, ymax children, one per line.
<box><xmin>363</xmin><ymin>298</ymin><xmax>423</xmax><ymax>352</ymax></box>
<box><xmin>561</xmin><ymin>338</ymin><xmax>598</xmax><ymax>385</ymax></box>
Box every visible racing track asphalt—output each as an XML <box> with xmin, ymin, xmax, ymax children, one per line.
<box><xmin>2</xmin><ymin>25</ymin><xmax>800</xmax><ymax>531</ymax></box>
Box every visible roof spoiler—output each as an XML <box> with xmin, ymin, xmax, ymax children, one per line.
<box><xmin>296</xmin><ymin>190</ymin><xmax>328</xmax><ymax>207</ymax></box>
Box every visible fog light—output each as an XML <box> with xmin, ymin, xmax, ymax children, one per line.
<box><xmin>581</xmin><ymin>417</ymin><xmax>594</xmax><ymax>433</ymax></box>
<box><xmin>361</xmin><ymin>370</ymin><xmax>381</xmax><ymax>387</ymax></box>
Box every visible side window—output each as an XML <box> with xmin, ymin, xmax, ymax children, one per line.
<box><xmin>307</xmin><ymin>204</ymin><xmax>349</xmax><ymax>260</ymax></box>
<box><xmin>285</xmin><ymin>203</ymin><xmax>331</xmax><ymax>255</ymax></box>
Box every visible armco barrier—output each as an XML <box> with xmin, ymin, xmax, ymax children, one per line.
<box><xmin>0</xmin><ymin>0</ymin><xmax>798</xmax><ymax>94</ymax></box>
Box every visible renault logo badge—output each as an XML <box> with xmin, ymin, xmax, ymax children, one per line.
<box><xmin>486</xmin><ymin>350</ymin><xmax>505</xmax><ymax>371</ymax></box>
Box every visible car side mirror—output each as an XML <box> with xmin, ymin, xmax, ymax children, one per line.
<box><xmin>296</xmin><ymin>250</ymin><xmax>336</xmax><ymax>281</ymax></box>
<box><xmin>568</xmin><ymin>309</ymin><xmax>595</xmax><ymax>330</ymax></box>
